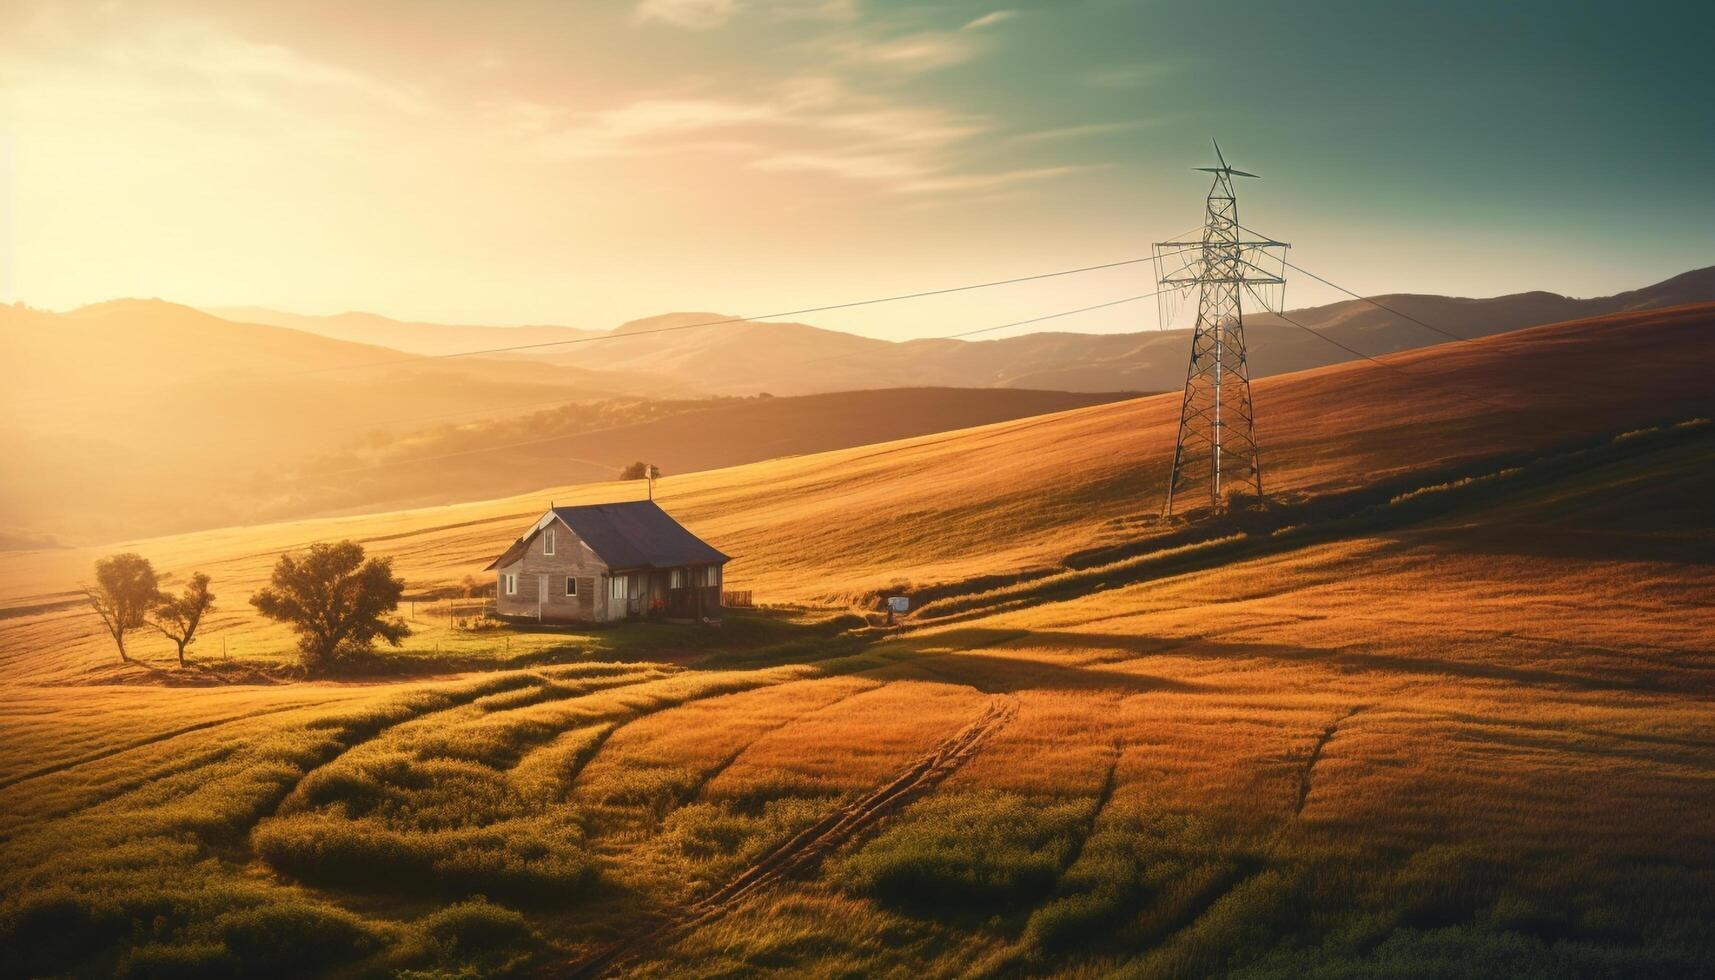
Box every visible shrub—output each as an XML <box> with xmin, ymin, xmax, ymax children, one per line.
<box><xmin>115</xmin><ymin>942</ymin><xmax>241</xmax><ymax>980</ymax></box>
<box><xmin>212</xmin><ymin>901</ymin><xmax>380</xmax><ymax>975</ymax></box>
<box><xmin>834</xmin><ymin>792</ymin><xmax>1086</xmax><ymax>916</ymax></box>
<box><xmin>420</xmin><ymin>898</ymin><xmax>537</xmax><ymax>952</ymax></box>
<box><xmin>252</xmin><ymin>814</ymin><xmax>597</xmax><ymax>901</ymax></box>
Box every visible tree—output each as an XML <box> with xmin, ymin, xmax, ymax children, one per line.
<box><xmin>151</xmin><ymin>573</ymin><xmax>214</xmax><ymax>668</ymax></box>
<box><xmin>250</xmin><ymin>541</ymin><xmax>409</xmax><ymax>670</ymax></box>
<box><xmin>619</xmin><ymin>461</ymin><xmax>660</xmax><ymax>480</ymax></box>
<box><xmin>82</xmin><ymin>553</ymin><xmax>159</xmax><ymax>662</ymax></box>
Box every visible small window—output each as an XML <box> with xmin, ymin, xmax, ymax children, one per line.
<box><xmin>565</xmin><ymin>576</ymin><xmax>578</xmax><ymax>597</ymax></box>
<box><xmin>699</xmin><ymin>565</ymin><xmax>720</xmax><ymax>587</ymax></box>
<box><xmin>609</xmin><ymin>576</ymin><xmax>628</xmax><ymax>601</ymax></box>
<box><xmin>543</xmin><ymin>527</ymin><xmax>555</xmax><ymax>556</ymax></box>
<box><xmin>503</xmin><ymin>573</ymin><xmax>518</xmax><ymax>596</ymax></box>
<box><xmin>670</xmin><ymin>568</ymin><xmax>685</xmax><ymax>589</ymax></box>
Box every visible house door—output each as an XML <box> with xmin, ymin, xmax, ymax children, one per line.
<box><xmin>537</xmin><ymin>574</ymin><xmax>548</xmax><ymax>620</ymax></box>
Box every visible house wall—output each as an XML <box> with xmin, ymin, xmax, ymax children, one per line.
<box><xmin>494</xmin><ymin>519</ymin><xmax>611</xmax><ymax>622</ymax></box>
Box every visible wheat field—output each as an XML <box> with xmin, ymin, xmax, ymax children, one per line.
<box><xmin>2</xmin><ymin>306</ymin><xmax>1714</xmax><ymax>977</ymax></box>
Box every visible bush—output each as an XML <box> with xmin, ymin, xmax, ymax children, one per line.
<box><xmin>835</xmin><ymin>792</ymin><xmax>1086</xmax><ymax>916</ymax></box>
<box><xmin>213</xmin><ymin>901</ymin><xmax>380</xmax><ymax>975</ymax></box>
<box><xmin>421</xmin><ymin>898</ymin><xmax>537</xmax><ymax>952</ymax></box>
<box><xmin>253</xmin><ymin>814</ymin><xmax>598</xmax><ymax>901</ymax></box>
<box><xmin>116</xmin><ymin>942</ymin><xmax>241</xmax><ymax>980</ymax></box>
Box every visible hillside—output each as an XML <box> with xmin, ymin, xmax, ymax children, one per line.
<box><xmin>4</xmin><ymin>301</ymin><xmax>1711</xmax><ymax>681</ymax></box>
<box><xmin>2</xmin><ymin>304</ymin><xmax>1713</xmax><ymax>978</ymax></box>
<box><xmin>214</xmin><ymin>266</ymin><xmax>1715</xmax><ymax>395</ymax></box>
<box><xmin>274</xmin><ymin>387</ymin><xmax>1137</xmax><ymax>518</ymax></box>
<box><xmin>209</xmin><ymin>306</ymin><xmax>605</xmax><ymax>357</ymax></box>
<box><xmin>0</xmin><ymin>301</ymin><xmax>679</xmax><ymax>542</ymax></box>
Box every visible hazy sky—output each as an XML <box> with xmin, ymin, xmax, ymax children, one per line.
<box><xmin>3</xmin><ymin>0</ymin><xmax>1711</xmax><ymax>341</ymax></box>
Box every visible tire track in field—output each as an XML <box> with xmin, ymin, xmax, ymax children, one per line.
<box><xmin>1056</xmin><ymin>740</ymin><xmax>1122</xmax><ymax>876</ymax></box>
<box><xmin>551</xmin><ymin>693</ymin><xmax>1019</xmax><ymax>979</ymax></box>
<box><xmin>1119</xmin><ymin>704</ymin><xmax>1368</xmax><ymax>974</ymax></box>
<box><xmin>1291</xmin><ymin>705</ymin><xmax>1364</xmax><ymax>819</ymax></box>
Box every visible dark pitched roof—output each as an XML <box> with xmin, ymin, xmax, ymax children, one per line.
<box><xmin>486</xmin><ymin>500</ymin><xmax>729</xmax><ymax>571</ymax></box>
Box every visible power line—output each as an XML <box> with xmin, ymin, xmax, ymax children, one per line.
<box><xmin>1236</xmin><ymin>223</ymin><xmax>1479</xmax><ymax>347</ymax></box>
<box><xmin>1241</xmin><ymin>281</ymin><xmax>1522</xmax><ymax>418</ymax></box>
<box><xmin>269</xmin><ymin>245</ymin><xmax>1206</xmax><ymax>381</ymax></box>
<box><xmin>259</xmin><ymin>286</ymin><xmax>1195</xmax><ymax>484</ymax></box>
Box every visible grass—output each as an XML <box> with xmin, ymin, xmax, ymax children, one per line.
<box><xmin>3</xmin><ymin>308</ymin><xmax>1715</xmax><ymax>974</ymax></box>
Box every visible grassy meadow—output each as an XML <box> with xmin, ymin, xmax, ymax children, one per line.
<box><xmin>2</xmin><ymin>305</ymin><xmax>1714</xmax><ymax>976</ymax></box>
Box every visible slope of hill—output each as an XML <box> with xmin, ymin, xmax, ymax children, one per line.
<box><xmin>273</xmin><ymin>387</ymin><xmax>1139</xmax><ymax>519</ymax></box>
<box><xmin>210</xmin><ymin>266</ymin><xmax>1715</xmax><ymax>395</ymax></box>
<box><xmin>1</xmin><ymin>305</ymin><xmax>1712</xmax><ymax>978</ymax></box>
<box><xmin>3</xmin><ymin>301</ymin><xmax>1711</xmax><ymax>678</ymax></box>
<box><xmin>208</xmin><ymin>306</ymin><xmax>605</xmax><ymax>356</ymax></box>
<box><xmin>0</xmin><ymin>301</ymin><xmax>680</xmax><ymax>542</ymax></box>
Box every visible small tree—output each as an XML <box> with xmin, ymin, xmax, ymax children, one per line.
<box><xmin>250</xmin><ymin>541</ymin><xmax>409</xmax><ymax>671</ymax></box>
<box><xmin>619</xmin><ymin>461</ymin><xmax>660</xmax><ymax>480</ymax></box>
<box><xmin>151</xmin><ymin>573</ymin><xmax>214</xmax><ymax>668</ymax></box>
<box><xmin>82</xmin><ymin>553</ymin><xmax>159</xmax><ymax>662</ymax></box>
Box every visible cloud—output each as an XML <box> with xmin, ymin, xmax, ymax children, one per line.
<box><xmin>633</xmin><ymin>0</ymin><xmax>741</xmax><ymax>30</ymax></box>
<box><xmin>1084</xmin><ymin>63</ymin><xmax>1176</xmax><ymax>89</ymax></box>
<box><xmin>526</xmin><ymin>76</ymin><xmax>1054</xmax><ymax>197</ymax></box>
<box><xmin>1012</xmin><ymin>120</ymin><xmax>1153</xmax><ymax>142</ymax></box>
<box><xmin>892</xmin><ymin>164</ymin><xmax>1098</xmax><ymax>195</ymax></box>
<box><xmin>837</xmin><ymin>30</ymin><xmax>980</xmax><ymax>73</ymax></box>
<box><xmin>962</xmin><ymin>10</ymin><xmax>1017</xmax><ymax>31</ymax></box>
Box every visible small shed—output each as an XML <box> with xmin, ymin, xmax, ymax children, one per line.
<box><xmin>485</xmin><ymin>501</ymin><xmax>730</xmax><ymax>623</ymax></box>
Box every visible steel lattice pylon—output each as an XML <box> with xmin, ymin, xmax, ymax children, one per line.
<box><xmin>1153</xmin><ymin>142</ymin><xmax>1288</xmax><ymax>516</ymax></box>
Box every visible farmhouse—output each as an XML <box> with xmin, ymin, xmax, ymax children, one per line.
<box><xmin>485</xmin><ymin>500</ymin><xmax>729</xmax><ymax>623</ymax></box>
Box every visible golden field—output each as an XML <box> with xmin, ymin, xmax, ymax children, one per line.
<box><xmin>2</xmin><ymin>304</ymin><xmax>1714</xmax><ymax>977</ymax></box>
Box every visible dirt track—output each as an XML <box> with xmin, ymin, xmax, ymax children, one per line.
<box><xmin>552</xmin><ymin>693</ymin><xmax>1019</xmax><ymax>978</ymax></box>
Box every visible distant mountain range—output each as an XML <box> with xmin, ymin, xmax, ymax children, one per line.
<box><xmin>213</xmin><ymin>264</ymin><xmax>1715</xmax><ymax>395</ymax></box>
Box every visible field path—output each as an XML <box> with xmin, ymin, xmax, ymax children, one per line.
<box><xmin>551</xmin><ymin>693</ymin><xmax>1019</xmax><ymax>978</ymax></box>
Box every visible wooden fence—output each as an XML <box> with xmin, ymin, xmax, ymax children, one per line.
<box><xmin>721</xmin><ymin>590</ymin><xmax>754</xmax><ymax>608</ymax></box>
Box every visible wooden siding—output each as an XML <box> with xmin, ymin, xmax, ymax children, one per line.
<box><xmin>493</xmin><ymin>517</ymin><xmax>728</xmax><ymax>624</ymax></box>
<box><xmin>494</xmin><ymin>518</ymin><xmax>612</xmax><ymax>622</ymax></box>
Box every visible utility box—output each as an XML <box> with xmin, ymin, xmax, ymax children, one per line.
<box><xmin>887</xmin><ymin>596</ymin><xmax>910</xmax><ymax>614</ymax></box>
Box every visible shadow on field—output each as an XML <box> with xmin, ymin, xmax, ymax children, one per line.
<box><xmin>1414</xmin><ymin>524</ymin><xmax>1715</xmax><ymax>566</ymax></box>
<box><xmin>989</xmin><ymin>629</ymin><xmax>1689</xmax><ymax>695</ymax></box>
<box><xmin>900</xmin><ymin>650</ymin><xmax>1202</xmax><ymax>696</ymax></box>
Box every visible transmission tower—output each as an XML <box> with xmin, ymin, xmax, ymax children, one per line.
<box><xmin>1153</xmin><ymin>141</ymin><xmax>1288</xmax><ymax>515</ymax></box>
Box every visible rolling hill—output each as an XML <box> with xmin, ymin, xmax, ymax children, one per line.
<box><xmin>217</xmin><ymin>265</ymin><xmax>1715</xmax><ymax>394</ymax></box>
<box><xmin>0</xmin><ymin>300</ymin><xmax>687</xmax><ymax>542</ymax></box>
<box><xmin>4</xmin><ymin>301</ymin><xmax>1711</xmax><ymax>676</ymax></box>
<box><xmin>1</xmin><ymin>302</ymin><xmax>1712</xmax><ymax>978</ymax></box>
<box><xmin>270</xmin><ymin>387</ymin><xmax>1138</xmax><ymax>520</ymax></box>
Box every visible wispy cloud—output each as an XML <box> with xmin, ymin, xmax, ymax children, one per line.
<box><xmin>1012</xmin><ymin>120</ymin><xmax>1153</xmax><ymax>142</ymax></box>
<box><xmin>522</xmin><ymin>74</ymin><xmax>1084</xmax><ymax>197</ymax></box>
<box><xmin>1084</xmin><ymin>63</ymin><xmax>1176</xmax><ymax>89</ymax></box>
<box><xmin>633</xmin><ymin>0</ymin><xmax>741</xmax><ymax>30</ymax></box>
<box><xmin>836</xmin><ymin>31</ymin><xmax>981</xmax><ymax>73</ymax></box>
<box><xmin>892</xmin><ymin>164</ymin><xmax>1099</xmax><ymax>195</ymax></box>
<box><xmin>962</xmin><ymin>10</ymin><xmax>1017</xmax><ymax>31</ymax></box>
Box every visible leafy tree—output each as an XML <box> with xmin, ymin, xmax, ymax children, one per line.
<box><xmin>82</xmin><ymin>553</ymin><xmax>159</xmax><ymax>662</ymax></box>
<box><xmin>619</xmin><ymin>461</ymin><xmax>660</xmax><ymax>480</ymax></box>
<box><xmin>250</xmin><ymin>541</ymin><xmax>409</xmax><ymax>671</ymax></box>
<box><xmin>151</xmin><ymin>573</ymin><xmax>214</xmax><ymax>668</ymax></box>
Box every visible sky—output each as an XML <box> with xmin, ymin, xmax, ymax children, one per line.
<box><xmin>3</xmin><ymin>0</ymin><xmax>1712</xmax><ymax>341</ymax></box>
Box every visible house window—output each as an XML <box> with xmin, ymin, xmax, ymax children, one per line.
<box><xmin>502</xmin><ymin>573</ymin><xmax>518</xmax><ymax>596</ymax></box>
<box><xmin>670</xmin><ymin>568</ymin><xmax>685</xmax><ymax>588</ymax></box>
<box><xmin>565</xmin><ymin>577</ymin><xmax>578</xmax><ymax>597</ymax></box>
<box><xmin>609</xmin><ymin>576</ymin><xmax>628</xmax><ymax>601</ymax></box>
<box><xmin>543</xmin><ymin>527</ymin><xmax>555</xmax><ymax>555</ymax></box>
<box><xmin>699</xmin><ymin>565</ymin><xmax>720</xmax><ymax>587</ymax></box>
